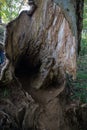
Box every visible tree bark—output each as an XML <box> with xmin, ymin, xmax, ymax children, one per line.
<box><xmin>76</xmin><ymin>0</ymin><xmax>84</xmax><ymax>53</ymax></box>
<box><xmin>0</xmin><ymin>0</ymin><xmax>84</xmax><ymax>130</ymax></box>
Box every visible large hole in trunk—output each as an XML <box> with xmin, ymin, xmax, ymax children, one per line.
<box><xmin>15</xmin><ymin>55</ymin><xmax>41</xmax><ymax>92</ymax></box>
<box><xmin>15</xmin><ymin>54</ymin><xmax>41</xmax><ymax>89</ymax></box>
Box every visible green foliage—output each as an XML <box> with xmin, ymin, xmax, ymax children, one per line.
<box><xmin>83</xmin><ymin>0</ymin><xmax>87</xmax><ymax>29</ymax></box>
<box><xmin>71</xmin><ymin>54</ymin><xmax>87</xmax><ymax>103</ymax></box>
<box><xmin>71</xmin><ymin>1</ymin><xmax>87</xmax><ymax>103</ymax></box>
<box><xmin>80</xmin><ymin>0</ymin><xmax>87</xmax><ymax>55</ymax></box>
<box><xmin>80</xmin><ymin>0</ymin><xmax>87</xmax><ymax>56</ymax></box>
<box><xmin>0</xmin><ymin>0</ymin><xmax>24</xmax><ymax>23</ymax></box>
<box><xmin>80</xmin><ymin>36</ymin><xmax>87</xmax><ymax>56</ymax></box>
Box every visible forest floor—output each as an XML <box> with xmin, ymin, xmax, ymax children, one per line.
<box><xmin>71</xmin><ymin>54</ymin><xmax>87</xmax><ymax>103</ymax></box>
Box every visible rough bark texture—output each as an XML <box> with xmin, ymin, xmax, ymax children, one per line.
<box><xmin>76</xmin><ymin>0</ymin><xmax>84</xmax><ymax>53</ymax></box>
<box><xmin>0</xmin><ymin>0</ymin><xmax>85</xmax><ymax>130</ymax></box>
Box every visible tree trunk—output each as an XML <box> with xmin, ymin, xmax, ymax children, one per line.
<box><xmin>0</xmin><ymin>0</ymin><xmax>85</xmax><ymax>130</ymax></box>
<box><xmin>0</xmin><ymin>17</ymin><xmax>2</xmax><ymax>24</ymax></box>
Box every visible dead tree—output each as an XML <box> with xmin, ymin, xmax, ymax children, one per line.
<box><xmin>0</xmin><ymin>0</ymin><xmax>85</xmax><ymax>130</ymax></box>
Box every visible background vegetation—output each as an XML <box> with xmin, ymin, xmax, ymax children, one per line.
<box><xmin>0</xmin><ymin>0</ymin><xmax>25</xmax><ymax>23</ymax></box>
<box><xmin>71</xmin><ymin>0</ymin><xmax>87</xmax><ymax>103</ymax></box>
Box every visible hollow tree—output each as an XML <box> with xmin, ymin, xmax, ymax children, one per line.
<box><xmin>0</xmin><ymin>0</ymin><xmax>85</xmax><ymax>130</ymax></box>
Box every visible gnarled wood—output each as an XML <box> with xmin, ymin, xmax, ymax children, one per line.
<box><xmin>1</xmin><ymin>0</ymin><xmax>77</xmax><ymax>88</ymax></box>
<box><xmin>0</xmin><ymin>0</ymin><xmax>84</xmax><ymax>130</ymax></box>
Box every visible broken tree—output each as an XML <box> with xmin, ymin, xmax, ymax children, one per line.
<box><xmin>0</xmin><ymin>0</ymin><xmax>85</xmax><ymax>130</ymax></box>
